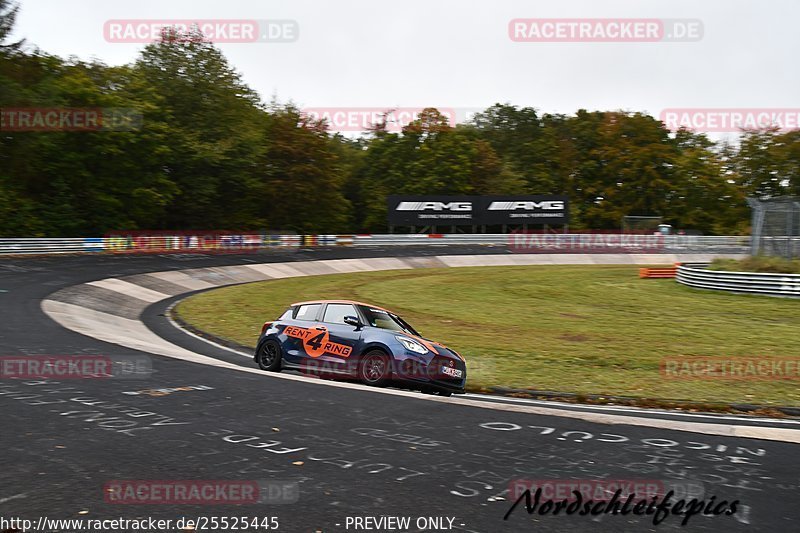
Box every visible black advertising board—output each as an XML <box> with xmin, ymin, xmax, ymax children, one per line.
<box><xmin>387</xmin><ymin>196</ymin><xmax>478</xmax><ymax>225</ymax></box>
<box><xmin>480</xmin><ymin>195</ymin><xmax>569</xmax><ymax>225</ymax></box>
<box><xmin>387</xmin><ymin>195</ymin><xmax>569</xmax><ymax>226</ymax></box>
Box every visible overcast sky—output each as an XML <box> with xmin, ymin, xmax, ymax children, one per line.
<box><xmin>10</xmin><ymin>0</ymin><xmax>800</xmax><ymax>132</ymax></box>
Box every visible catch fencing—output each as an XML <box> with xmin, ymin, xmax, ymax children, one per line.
<box><xmin>748</xmin><ymin>197</ymin><xmax>800</xmax><ymax>259</ymax></box>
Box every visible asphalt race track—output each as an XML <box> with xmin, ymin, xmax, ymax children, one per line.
<box><xmin>1</xmin><ymin>248</ymin><xmax>799</xmax><ymax>533</ymax></box>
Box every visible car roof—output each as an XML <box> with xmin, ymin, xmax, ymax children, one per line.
<box><xmin>290</xmin><ymin>300</ymin><xmax>394</xmax><ymax>314</ymax></box>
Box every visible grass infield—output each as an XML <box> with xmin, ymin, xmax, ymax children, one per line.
<box><xmin>174</xmin><ymin>265</ymin><xmax>800</xmax><ymax>407</ymax></box>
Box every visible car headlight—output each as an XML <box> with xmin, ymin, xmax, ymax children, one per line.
<box><xmin>396</xmin><ymin>336</ymin><xmax>428</xmax><ymax>354</ymax></box>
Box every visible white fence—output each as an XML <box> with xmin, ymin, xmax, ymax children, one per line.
<box><xmin>0</xmin><ymin>234</ymin><xmax>750</xmax><ymax>255</ymax></box>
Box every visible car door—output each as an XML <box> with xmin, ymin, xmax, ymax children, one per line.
<box><xmin>279</xmin><ymin>302</ymin><xmax>323</xmax><ymax>366</ymax></box>
<box><xmin>316</xmin><ymin>303</ymin><xmax>364</xmax><ymax>375</ymax></box>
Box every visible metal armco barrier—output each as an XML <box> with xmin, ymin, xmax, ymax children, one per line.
<box><xmin>0</xmin><ymin>234</ymin><xmax>750</xmax><ymax>255</ymax></box>
<box><xmin>676</xmin><ymin>264</ymin><xmax>800</xmax><ymax>298</ymax></box>
<box><xmin>0</xmin><ymin>238</ymin><xmax>99</xmax><ymax>255</ymax></box>
<box><xmin>355</xmin><ymin>234</ymin><xmax>750</xmax><ymax>253</ymax></box>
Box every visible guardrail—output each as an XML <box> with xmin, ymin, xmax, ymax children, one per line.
<box><xmin>0</xmin><ymin>234</ymin><xmax>751</xmax><ymax>256</ymax></box>
<box><xmin>356</xmin><ymin>234</ymin><xmax>751</xmax><ymax>249</ymax></box>
<box><xmin>676</xmin><ymin>264</ymin><xmax>800</xmax><ymax>298</ymax></box>
<box><xmin>0</xmin><ymin>238</ymin><xmax>103</xmax><ymax>255</ymax></box>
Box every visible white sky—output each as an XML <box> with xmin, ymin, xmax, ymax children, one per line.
<box><xmin>10</xmin><ymin>0</ymin><xmax>800</xmax><ymax>131</ymax></box>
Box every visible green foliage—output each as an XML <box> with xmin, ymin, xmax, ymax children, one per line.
<box><xmin>737</xmin><ymin>129</ymin><xmax>800</xmax><ymax>198</ymax></box>
<box><xmin>0</xmin><ymin>5</ymin><xmax>798</xmax><ymax>236</ymax></box>
<box><xmin>255</xmin><ymin>104</ymin><xmax>352</xmax><ymax>233</ymax></box>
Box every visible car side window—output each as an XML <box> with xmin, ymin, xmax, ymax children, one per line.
<box><xmin>295</xmin><ymin>304</ymin><xmax>321</xmax><ymax>321</ymax></box>
<box><xmin>323</xmin><ymin>303</ymin><xmax>357</xmax><ymax>325</ymax></box>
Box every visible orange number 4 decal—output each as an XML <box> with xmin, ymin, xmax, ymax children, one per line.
<box><xmin>283</xmin><ymin>326</ymin><xmax>352</xmax><ymax>358</ymax></box>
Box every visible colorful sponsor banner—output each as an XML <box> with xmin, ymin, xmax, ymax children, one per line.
<box><xmin>98</xmin><ymin>233</ymin><xmax>354</xmax><ymax>253</ymax></box>
<box><xmin>104</xmin><ymin>231</ymin><xmax>265</xmax><ymax>254</ymax></box>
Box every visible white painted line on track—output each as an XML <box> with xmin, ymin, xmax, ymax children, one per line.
<box><xmin>165</xmin><ymin>304</ymin><xmax>255</xmax><ymax>358</ymax></box>
<box><xmin>165</xmin><ymin>313</ymin><xmax>800</xmax><ymax>429</ymax></box>
<box><xmin>41</xmin><ymin>253</ymin><xmax>800</xmax><ymax>443</ymax></box>
<box><xmin>164</xmin><ymin>308</ymin><xmax>800</xmax><ymax>436</ymax></box>
<box><xmin>0</xmin><ymin>493</ymin><xmax>27</xmax><ymax>504</ymax></box>
<box><xmin>168</xmin><ymin>317</ymin><xmax>800</xmax><ymax>428</ymax></box>
<box><xmin>463</xmin><ymin>394</ymin><xmax>800</xmax><ymax>426</ymax></box>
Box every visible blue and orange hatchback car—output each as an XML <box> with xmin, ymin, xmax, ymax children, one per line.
<box><xmin>254</xmin><ymin>300</ymin><xmax>466</xmax><ymax>395</ymax></box>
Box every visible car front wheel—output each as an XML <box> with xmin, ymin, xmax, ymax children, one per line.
<box><xmin>358</xmin><ymin>350</ymin><xmax>391</xmax><ymax>387</ymax></box>
<box><xmin>257</xmin><ymin>339</ymin><xmax>282</xmax><ymax>372</ymax></box>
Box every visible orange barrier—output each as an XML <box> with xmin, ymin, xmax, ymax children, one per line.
<box><xmin>639</xmin><ymin>264</ymin><xmax>679</xmax><ymax>278</ymax></box>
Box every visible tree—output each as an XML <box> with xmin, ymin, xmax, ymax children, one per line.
<box><xmin>669</xmin><ymin>130</ymin><xmax>746</xmax><ymax>234</ymax></box>
<box><xmin>737</xmin><ymin>128</ymin><xmax>800</xmax><ymax>199</ymax></box>
<box><xmin>0</xmin><ymin>0</ymin><xmax>23</xmax><ymax>53</ymax></box>
<box><xmin>255</xmin><ymin>104</ymin><xmax>352</xmax><ymax>233</ymax></box>
<box><xmin>357</xmin><ymin>108</ymin><xmax>523</xmax><ymax>230</ymax></box>
<box><xmin>134</xmin><ymin>27</ymin><xmax>266</xmax><ymax>229</ymax></box>
<box><xmin>0</xmin><ymin>11</ymin><xmax>791</xmax><ymax>237</ymax></box>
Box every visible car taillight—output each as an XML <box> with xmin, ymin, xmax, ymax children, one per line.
<box><xmin>261</xmin><ymin>321</ymin><xmax>273</xmax><ymax>335</ymax></box>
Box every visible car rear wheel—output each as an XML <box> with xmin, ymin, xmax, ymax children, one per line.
<box><xmin>257</xmin><ymin>340</ymin><xmax>282</xmax><ymax>372</ymax></box>
<box><xmin>359</xmin><ymin>350</ymin><xmax>391</xmax><ymax>387</ymax></box>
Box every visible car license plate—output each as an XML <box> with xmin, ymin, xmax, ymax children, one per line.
<box><xmin>441</xmin><ymin>366</ymin><xmax>463</xmax><ymax>378</ymax></box>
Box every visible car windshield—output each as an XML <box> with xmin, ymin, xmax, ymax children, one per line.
<box><xmin>359</xmin><ymin>306</ymin><xmax>419</xmax><ymax>336</ymax></box>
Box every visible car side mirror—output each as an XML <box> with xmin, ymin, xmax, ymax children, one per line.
<box><xmin>343</xmin><ymin>315</ymin><xmax>361</xmax><ymax>327</ymax></box>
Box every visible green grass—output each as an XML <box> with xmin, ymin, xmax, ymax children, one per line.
<box><xmin>175</xmin><ymin>265</ymin><xmax>800</xmax><ymax>406</ymax></box>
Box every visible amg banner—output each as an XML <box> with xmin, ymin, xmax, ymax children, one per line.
<box><xmin>387</xmin><ymin>195</ymin><xmax>568</xmax><ymax>225</ymax></box>
<box><xmin>481</xmin><ymin>195</ymin><xmax>569</xmax><ymax>225</ymax></box>
<box><xmin>387</xmin><ymin>196</ymin><xmax>477</xmax><ymax>225</ymax></box>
